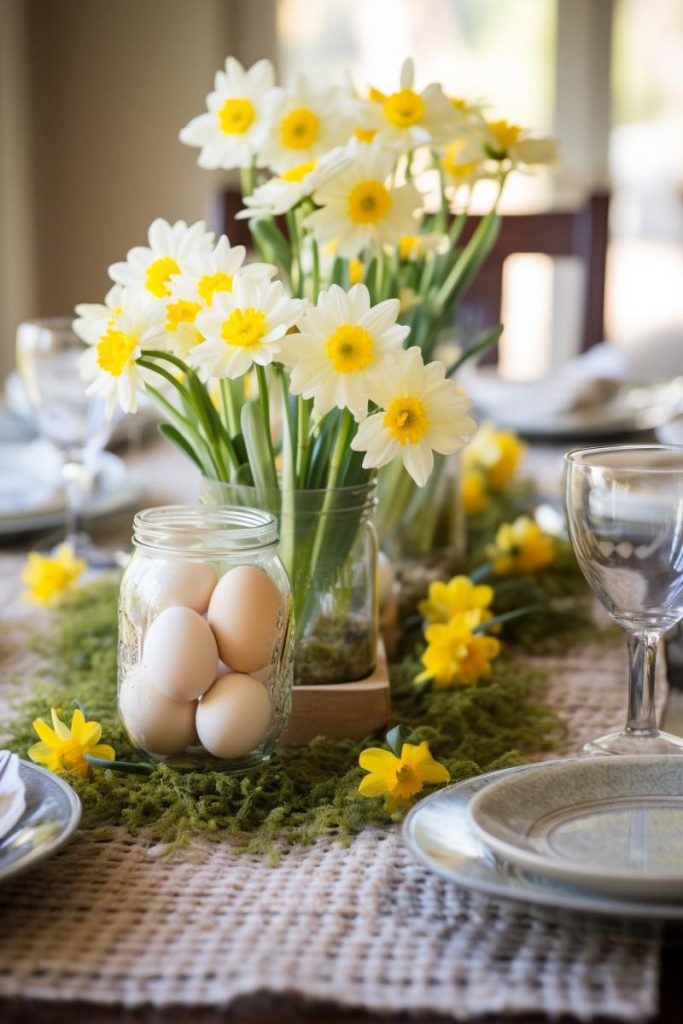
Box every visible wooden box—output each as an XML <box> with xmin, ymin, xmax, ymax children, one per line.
<box><xmin>280</xmin><ymin>640</ymin><xmax>391</xmax><ymax>746</ymax></box>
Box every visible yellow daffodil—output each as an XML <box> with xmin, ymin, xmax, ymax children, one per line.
<box><xmin>418</xmin><ymin>575</ymin><xmax>494</xmax><ymax>625</ymax></box>
<box><xmin>21</xmin><ymin>545</ymin><xmax>85</xmax><ymax>605</ymax></box>
<box><xmin>463</xmin><ymin>422</ymin><xmax>525</xmax><ymax>490</ymax></box>
<box><xmin>461</xmin><ymin>468</ymin><xmax>489</xmax><ymax>514</ymax></box>
<box><xmin>28</xmin><ymin>708</ymin><xmax>115</xmax><ymax>775</ymax></box>
<box><xmin>487</xmin><ymin>515</ymin><xmax>555</xmax><ymax>575</ymax></box>
<box><xmin>358</xmin><ymin>740</ymin><xmax>449</xmax><ymax>813</ymax></box>
<box><xmin>416</xmin><ymin>610</ymin><xmax>501</xmax><ymax>688</ymax></box>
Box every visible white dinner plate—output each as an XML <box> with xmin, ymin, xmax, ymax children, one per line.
<box><xmin>0</xmin><ymin>444</ymin><xmax>144</xmax><ymax>536</ymax></box>
<box><xmin>402</xmin><ymin>759</ymin><xmax>683</xmax><ymax>921</ymax></box>
<box><xmin>0</xmin><ymin>760</ymin><xmax>81</xmax><ymax>884</ymax></box>
<box><xmin>468</xmin><ymin>756</ymin><xmax>683</xmax><ymax>900</ymax></box>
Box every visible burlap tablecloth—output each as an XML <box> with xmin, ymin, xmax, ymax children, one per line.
<box><xmin>0</xmin><ymin>551</ymin><xmax>668</xmax><ymax>1020</ymax></box>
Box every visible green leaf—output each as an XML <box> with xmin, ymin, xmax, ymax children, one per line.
<box><xmin>448</xmin><ymin>324</ymin><xmax>503</xmax><ymax>375</ymax></box>
<box><xmin>158</xmin><ymin>423</ymin><xmax>204</xmax><ymax>472</ymax></box>
<box><xmin>385</xmin><ymin>724</ymin><xmax>412</xmax><ymax>757</ymax></box>
<box><xmin>241</xmin><ymin>399</ymin><xmax>278</xmax><ymax>491</ymax></box>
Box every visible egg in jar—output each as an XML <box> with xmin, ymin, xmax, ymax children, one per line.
<box><xmin>119</xmin><ymin>667</ymin><xmax>197</xmax><ymax>756</ymax></box>
<box><xmin>142</xmin><ymin>605</ymin><xmax>218</xmax><ymax>701</ymax></box>
<box><xmin>208</xmin><ymin>565</ymin><xmax>284</xmax><ymax>673</ymax></box>
<box><xmin>195</xmin><ymin>672</ymin><xmax>272</xmax><ymax>760</ymax></box>
<box><xmin>138</xmin><ymin>559</ymin><xmax>216</xmax><ymax>614</ymax></box>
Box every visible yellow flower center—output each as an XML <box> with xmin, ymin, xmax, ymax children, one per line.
<box><xmin>326</xmin><ymin>324</ymin><xmax>374</xmax><ymax>373</ymax></box>
<box><xmin>198</xmin><ymin>271</ymin><xmax>233</xmax><ymax>305</ymax></box>
<box><xmin>442</xmin><ymin>140</ymin><xmax>476</xmax><ymax>180</ymax></box>
<box><xmin>450</xmin><ymin>96</ymin><xmax>468</xmax><ymax>111</ymax></box>
<box><xmin>399</xmin><ymin>235</ymin><xmax>421</xmax><ymax>260</ymax></box>
<box><xmin>383</xmin><ymin>396</ymin><xmax>429</xmax><ymax>445</ymax></box>
<box><xmin>487</xmin><ymin>119</ymin><xmax>523</xmax><ymax>155</ymax></box>
<box><xmin>280</xmin><ymin>107</ymin><xmax>320</xmax><ymax>150</ymax></box>
<box><xmin>353</xmin><ymin>127</ymin><xmax>376</xmax><ymax>143</ymax></box>
<box><xmin>221</xmin><ymin>307</ymin><xmax>266</xmax><ymax>348</ymax></box>
<box><xmin>349</xmin><ymin>257</ymin><xmax>364</xmax><ymax>285</ymax></box>
<box><xmin>392</xmin><ymin>762</ymin><xmax>422</xmax><ymax>799</ymax></box>
<box><xmin>347</xmin><ymin>180</ymin><xmax>392</xmax><ymax>225</ymax></box>
<box><xmin>145</xmin><ymin>256</ymin><xmax>180</xmax><ymax>298</ymax></box>
<box><xmin>281</xmin><ymin>160</ymin><xmax>316</xmax><ymax>182</ymax></box>
<box><xmin>218</xmin><ymin>97</ymin><xmax>255</xmax><ymax>134</ymax></box>
<box><xmin>97</xmin><ymin>328</ymin><xmax>138</xmax><ymax>377</ymax></box>
<box><xmin>166</xmin><ymin>299</ymin><xmax>201</xmax><ymax>331</ymax></box>
<box><xmin>383</xmin><ymin>88</ymin><xmax>425</xmax><ymax>128</ymax></box>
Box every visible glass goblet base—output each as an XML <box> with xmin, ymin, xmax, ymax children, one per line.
<box><xmin>584</xmin><ymin>728</ymin><xmax>683</xmax><ymax>757</ymax></box>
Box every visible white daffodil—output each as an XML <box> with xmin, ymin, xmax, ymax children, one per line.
<box><xmin>351</xmin><ymin>347</ymin><xmax>476</xmax><ymax>486</ymax></box>
<box><xmin>279</xmin><ymin>283</ymin><xmax>408</xmax><ymax>420</ymax></box>
<box><xmin>459</xmin><ymin>118</ymin><xmax>559</xmax><ymax>170</ymax></box>
<box><xmin>191</xmin><ymin>275</ymin><xmax>303</xmax><ymax>380</ymax></box>
<box><xmin>259</xmin><ymin>74</ymin><xmax>351</xmax><ymax>173</ymax></box>
<box><xmin>166</xmin><ymin>237</ymin><xmax>276</xmax><ymax>358</ymax></box>
<box><xmin>179</xmin><ymin>57</ymin><xmax>275</xmax><ymax>170</ymax></box>
<box><xmin>357</xmin><ymin>59</ymin><xmax>465</xmax><ymax>154</ymax></box>
<box><xmin>236</xmin><ymin>147</ymin><xmax>352</xmax><ymax>220</ymax></box>
<box><xmin>72</xmin><ymin>284</ymin><xmax>125</xmax><ymax>341</ymax></box>
<box><xmin>75</xmin><ymin>288</ymin><xmax>167</xmax><ymax>417</ymax></box>
<box><xmin>441</xmin><ymin>135</ymin><xmax>495</xmax><ymax>189</ymax></box>
<box><xmin>109</xmin><ymin>218</ymin><xmax>215</xmax><ymax>301</ymax></box>
<box><xmin>307</xmin><ymin>145</ymin><xmax>420</xmax><ymax>258</ymax></box>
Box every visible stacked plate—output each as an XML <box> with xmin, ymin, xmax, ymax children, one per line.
<box><xmin>403</xmin><ymin>756</ymin><xmax>683</xmax><ymax>920</ymax></box>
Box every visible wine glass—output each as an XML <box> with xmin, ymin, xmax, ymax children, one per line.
<box><xmin>15</xmin><ymin>317</ymin><xmax>115</xmax><ymax>562</ymax></box>
<box><xmin>564</xmin><ymin>444</ymin><xmax>683</xmax><ymax>755</ymax></box>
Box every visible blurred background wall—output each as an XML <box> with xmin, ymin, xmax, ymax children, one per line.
<box><xmin>1</xmin><ymin>0</ymin><xmax>681</xmax><ymax>382</ymax></box>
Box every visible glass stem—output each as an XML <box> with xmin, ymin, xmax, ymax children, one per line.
<box><xmin>625</xmin><ymin>630</ymin><xmax>660</xmax><ymax>736</ymax></box>
<box><xmin>61</xmin><ymin>458</ymin><xmax>92</xmax><ymax>547</ymax></box>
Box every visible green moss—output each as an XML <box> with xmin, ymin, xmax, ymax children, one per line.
<box><xmin>6</xmin><ymin>577</ymin><xmax>566</xmax><ymax>859</ymax></box>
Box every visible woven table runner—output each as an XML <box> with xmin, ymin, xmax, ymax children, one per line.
<box><xmin>0</xmin><ymin>556</ymin><xmax>667</xmax><ymax>1020</ymax></box>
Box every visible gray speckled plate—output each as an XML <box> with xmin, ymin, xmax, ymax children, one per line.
<box><xmin>0</xmin><ymin>760</ymin><xmax>81</xmax><ymax>883</ymax></box>
<box><xmin>468</xmin><ymin>756</ymin><xmax>683</xmax><ymax>900</ymax></box>
<box><xmin>403</xmin><ymin>759</ymin><xmax>683</xmax><ymax>921</ymax></box>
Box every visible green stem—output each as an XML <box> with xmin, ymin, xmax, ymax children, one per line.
<box><xmin>296</xmin><ymin>396</ymin><xmax>312</xmax><ymax>487</ymax></box>
<box><xmin>255</xmin><ymin>364</ymin><xmax>276</xmax><ymax>470</ymax></box>
<box><xmin>240</xmin><ymin>164</ymin><xmax>256</xmax><ymax>197</ymax></box>
<box><xmin>473</xmin><ymin>604</ymin><xmax>542</xmax><ymax>633</ymax></box>
<box><xmin>220</xmin><ymin>378</ymin><xmax>239</xmax><ymax>436</ymax></box>
<box><xmin>325</xmin><ymin>408</ymin><xmax>354</xmax><ymax>492</ymax></box>
<box><xmin>311</xmin><ymin>237</ymin><xmax>321</xmax><ymax>301</ymax></box>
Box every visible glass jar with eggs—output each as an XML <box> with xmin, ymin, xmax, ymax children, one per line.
<box><xmin>117</xmin><ymin>505</ymin><xmax>292</xmax><ymax>771</ymax></box>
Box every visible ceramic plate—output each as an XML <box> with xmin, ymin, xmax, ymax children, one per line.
<box><xmin>0</xmin><ymin>446</ymin><xmax>144</xmax><ymax>536</ymax></box>
<box><xmin>402</xmin><ymin>760</ymin><xmax>683</xmax><ymax>921</ymax></box>
<box><xmin>0</xmin><ymin>760</ymin><xmax>81</xmax><ymax>884</ymax></box>
<box><xmin>468</xmin><ymin>757</ymin><xmax>683</xmax><ymax>900</ymax></box>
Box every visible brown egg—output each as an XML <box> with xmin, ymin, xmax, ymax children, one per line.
<box><xmin>142</xmin><ymin>605</ymin><xmax>218</xmax><ymax>700</ymax></box>
<box><xmin>119</xmin><ymin>668</ymin><xmax>197</xmax><ymax>756</ymax></box>
<box><xmin>207</xmin><ymin>565</ymin><xmax>284</xmax><ymax>673</ymax></box>
<box><xmin>195</xmin><ymin>673</ymin><xmax>272</xmax><ymax>760</ymax></box>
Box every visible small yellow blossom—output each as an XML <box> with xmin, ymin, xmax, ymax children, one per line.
<box><xmin>464</xmin><ymin>422</ymin><xmax>525</xmax><ymax>490</ymax></box>
<box><xmin>28</xmin><ymin>708</ymin><xmax>115</xmax><ymax>775</ymax></box>
<box><xmin>358</xmin><ymin>740</ymin><xmax>450</xmax><ymax>813</ymax></box>
<box><xmin>419</xmin><ymin>575</ymin><xmax>494</xmax><ymax>625</ymax></box>
<box><xmin>462</xmin><ymin>468</ymin><xmax>489</xmax><ymax>514</ymax></box>
<box><xmin>21</xmin><ymin>545</ymin><xmax>85</xmax><ymax>605</ymax></box>
<box><xmin>416</xmin><ymin>610</ymin><xmax>501</xmax><ymax>688</ymax></box>
<box><xmin>487</xmin><ymin>515</ymin><xmax>555</xmax><ymax>575</ymax></box>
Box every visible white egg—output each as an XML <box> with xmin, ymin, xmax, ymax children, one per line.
<box><xmin>195</xmin><ymin>673</ymin><xmax>272</xmax><ymax>760</ymax></box>
<box><xmin>378</xmin><ymin>551</ymin><xmax>396</xmax><ymax>612</ymax></box>
<box><xmin>142</xmin><ymin>606</ymin><xmax>218</xmax><ymax>700</ymax></box>
<box><xmin>208</xmin><ymin>565</ymin><xmax>284</xmax><ymax>673</ymax></box>
<box><xmin>139</xmin><ymin>559</ymin><xmax>216</xmax><ymax>614</ymax></box>
<box><xmin>119</xmin><ymin>667</ymin><xmax>197</xmax><ymax>756</ymax></box>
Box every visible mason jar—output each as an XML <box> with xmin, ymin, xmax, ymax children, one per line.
<box><xmin>200</xmin><ymin>480</ymin><xmax>378</xmax><ymax>686</ymax></box>
<box><xmin>117</xmin><ymin>505</ymin><xmax>292</xmax><ymax>771</ymax></box>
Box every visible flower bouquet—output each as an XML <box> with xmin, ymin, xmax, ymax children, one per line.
<box><xmin>74</xmin><ymin>56</ymin><xmax>555</xmax><ymax>685</ymax></box>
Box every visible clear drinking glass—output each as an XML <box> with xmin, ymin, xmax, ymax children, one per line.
<box><xmin>564</xmin><ymin>445</ymin><xmax>683</xmax><ymax>755</ymax></box>
<box><xmin>16</xmin><ymin>317</ymin><xmax>113</xmax><ymax>560</ymax></box>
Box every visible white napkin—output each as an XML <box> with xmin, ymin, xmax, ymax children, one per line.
<box><xmin>0</xmin><ymin>752</ymin><xmax>26</xmax><ymax>842</ymax></box>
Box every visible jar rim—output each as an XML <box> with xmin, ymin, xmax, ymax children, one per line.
<box><xmin>133</xmin><ymin>504</ymin><xmax>279</xmax><ymax>555</ymax></box>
